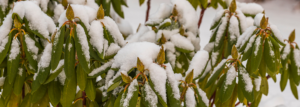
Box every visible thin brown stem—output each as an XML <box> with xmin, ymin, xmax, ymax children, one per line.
<box><xmin>82</xmin><ymin>91</ymin><xmax>86</xmax><ymax>106</ymax></box>
<box><xmin>198</xmin><ymin>3</ymin><xmax>210</xmax><ymax>28</ymax></box>
<box><xmin>209</xmin><ymin>91</ymin><xmax>216</xmax><ymax>107</ymax></box>
<box><xmin>22</xmin><ymin>84</ymin><xmax>25</xmax><ymax>99</ymax></box>
<box><xmin>145</xmin><ymin>0</ymin><xmax>151</xmax><ymax>22</ymax></box>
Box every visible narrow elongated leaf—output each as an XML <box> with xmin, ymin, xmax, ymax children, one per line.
<box><xmin>219</xmin><ymin>71</ymin><xmax>236</xmax><ymax>103</ymax></box>
<box><xmin>194</xmin><ymin>84</ymin><xmax>209</xmax><ymax>107</ymax></box>
<box><xmin>290</xmin><ymin>48</ymin><xmax>300</xmax><ymax>85</ymax></box>
<box><xmin>65</xmin><ymin>35</ymin><xmax>76</xmax><ymax>80</ymax></box>
<box><xmin>51</xmin><ymin>26</ymin><xmax>65</xmax><ymax>71</ymax></box>
<box><xmin>48</xmin><ymin>80</ymin><xmax>61</xmax><ymax>106</ymax></box>
<box><xmin>2</xmin><ymin>76</ymin><xmax>13</xmax><ymax>98</ymax></box>
<box><xmin>289</xmin><ymin>77</ymin><xmax>299</xmax><ymax>99</ymax></box>
<box><xmin>149</xmin><ymin>78</ymin><xmax>168</xmax><ymax>107</ymax></box>
<box><xmin>44</xmin><ymin>61</ymin><xmax>64</xmax><ymax>84</ymax></box>
<box><xmin>74</xmin><ymin>25</ymin><xmax>90</xmax><ymax>73</ymax></box>
<box><xmin>114</xmin><ymin>91</ymin><xmax>123</xmax><ymax>107</ymax></box>
<box><xmin>61</xmin><ymin>75</ymin><xmax>77</xmax><ymax>107</ymax></box>
<box><xmin>0</xmin><ymin>31</ymin><xmax>14</xmax><ymax>66</ymax></box>
<box><xmin>20</xmin><ymin>94</ymin><xmax>31</xmax><ymax>107</ymax></box>
<box><xmin>250</xmin><ymin>36</ymin><xmax>263</xmax><ymax>74</ymax></box>
<box><xmin>31</xmin><ymin>85</ymin><xmax>47</xmax><ymax>103</ymax></box>
<box><xmin>111</xmin><ymin>0</ymin><xmax>124</xmax><ymax>18</ymax></box>
<box><xmin>206</xmin><ymin>60</ymin><xmax>227</xmax><ymax>88</ymax></box>
<box><xmin>238</xmin><ymin>66</ymin><xmax>254</xmax><ymax>102</ymax></box>
<box><xmin>280</xmin><ymin>69</ymin><xmax>289</xmax><ymax>91</ymax></box>
<box><xmin>77</xmin><ymin>64</ymin><xmax>87</xmax><ymax>90</ymax></box>
<box><xmin>86</xmin><ymin>79</ymin><xmax>96</xmax><ymax>101</ymax></box>
<box><xmin>260</xmin><ymin>76</ymin><xmax>269</xmax><ymax>96</ymax></box>
<box><xmin>264</xmin><ymin>38</ymin><xmax>276</xmax><ymax>72</ymax></box>
<box><xmin>7</xmin><ymin>44</ymin><xmax>21</xmax><ymax>84</ymax></box>
<box><xmin>166</xmin><ymin>81</ymin><xmax>180</xmax><ymax>107</ymax></box>
<box><xmin>120</xmin><ymin>80</ymin><xmax>139</xmax><ymax>107</ymax></box>
<box><xmin>13</xmin><ymin>67</ymin><xmax>26</xmax><ymax>95</ymax></box>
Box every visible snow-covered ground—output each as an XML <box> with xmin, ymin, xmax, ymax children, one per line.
<box><xmin>124</xmin><ymin>0</ymin><xmax>300</xmax><ymax>107</ymax></box>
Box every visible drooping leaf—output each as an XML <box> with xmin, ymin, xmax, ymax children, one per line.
<box><xmin>86</xmin><ymin>79</ymin><xmax>96</xmax><ymax>101</ymax></box>
<box><xmin>61</xmin><ymin>75</ymin><xmax>77</xmax><ymax>107</ymax></box>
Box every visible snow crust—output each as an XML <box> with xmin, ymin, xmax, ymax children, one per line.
<box><xmin>88</xmin><ymin>59</ymin><xmax>114</xmax><ymax>76</ymax></box>
<box><xmin>122</xmin><ymin>79</ymin><xmax>138</xmax><ymax>107</ymax></box>
<box><xmin>144</xmin><ymin>82</ymin><xmax>158</xmax><ymax>107</ymax></box>
<box><xmin>165</xmin><ymin>63</ymin><xmax>180</xmax><ymax>100</ymax></box>
<box><xmin>0</xmin><ymin>77</ymin><xmax>5</xmax><ymax>87</ymax></box>
<box><xmin>197</xmin><ymin>84</ymin><xmax>209</xmax><ymax>106</ymax></box>
<box><xmin>236</xmin><ymin>26</ymin><xmax>257</xmax><ymax>48</ymax></box>
<box><xmin>25</xmin><ymin>34</ymin><xmax>38</xmax><ymax>60</ymax></box>
<box><xmin>0</xmin><ymin>13</ymin><xmax>12</xmax><ymax>52</ymax></box>
<box><xmin>13</xmin><ymin>1</ymin><xmax>56</xmax><ymax>40</ymax></box>
<box><xmin>149</xmin><ymin>63</ymin><xmax>167</xmax><ymax>102</ymax></box>
<box><xmin>38</xmin><ymin>43</ymin><xmax>52</xmax><ymax>69</ymax></box>
<box><xmin>50</xmin><ymin>59</ymin><xmax>64</xmax><ymax>74</ymax></box>
<box><xmin>254</xmin><ymin>77</ymin><xmax>261</xmax><ymax>91</ymax></box>
<box><xmin>187</xmin><ymin>51</ymin><xmax>209</xmax><ymax>79</ymax></box>
<box><xmin>76</xmin><ymin>24</ymin><xmax>90</xmax><ymax>62</ymax></box>
<box><xmin>185</xmin><ymin>88</ymin><xmax>196</xmax><ymax>107</ymax></box>
<box><xmin>237</xmin><ymin>3</ymin><xmax>264</xmax><ymax>16</ymax></box>
<box><xmin>282</xmin><ymin>44</ymin><xmax>290</xmax><ymax>60</ymax></box>
<box><xmin>89</xmin><ymin>20</ymin><xmax>104</xmax><ymax>54</ymax></box>
<box><xmin>146</xmin><ymin>3</ymin><xmax>172</xmax><ymax>25</ymax></box>
<box><xmin>225</xmin><ymin>65</ymin><xmax>236</xmax><ymax>89</ymax></box>
<box><xmin>9</xmin><ymin>39</ymin><xmax>20</xmax><ymax>60</ymax></box>
<box><xmin>239</xmin><ymin>66</ymin><xmax>253</xmax><ymax>92</ymax></box>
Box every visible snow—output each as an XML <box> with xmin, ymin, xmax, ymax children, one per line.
<box><xmin>270</xmin><ymin>24</ymin><xmax>285</xmax><ymax>43</ymax></box>
<box><xmin>185</xmin><ymin>87</ymin><xmax>196</xmax><ymax>107</ymax></box>
<box><xmin>165</xmin><ymin>63</ymin><xmax>180</xmax><ymax>100</ymax></box>
<box><xmin>197</xmin><ymin>84</ymin><xmax>209</xmax><ymax>106</ymax></box>
<box><xmin>170</xmin><ymin>34</ymin><xmax>194</xmax><ymax>51</ymax></box>
<box><xmin>172</xmin><ymin>0</ymin><xmax>198</xmax><ymax>34</ymax></box>
<box><xmin>187</xmin><ymin>51</ymin><xmax>209</xmax><ymax>79</ymax></box>
<box><xmin>110</xmin><ymin>9</ymin><xmax>133</xmax><ymax>37</ymax></box>
<box><xmin>281</xmin><ymin>44</ymin><xmax>290</xmax><ymax>60</ymax></box>
<box><xmin>30</xmin><ymin>0</ymin><xmax>50</xmax><ymax>12</ymax></box>
<box><xmin>67</xmin><ymin>0</ymin><xmax>99</xmax><ymax>10</ymax></box>
<box><xmin>235</xmin><ymin>9</ymin><xmax>248</xmax><ymax>32</ymax></box>
<box><xmin>254</xmin><ymin>36</ymin><xmax>262</xmax><ymax>56</ymax></box>
<box><xmin>25</xmin><ymin>34</ymin><xmax>38</xmax><ymax>60</ymax></box>
<box><xmin>38</xmin><ymin>43</ymin><xmax>52</xmax><ymax>69</ymax></box>
<box><xmin>0</xmin><ymin>13</ymin><xmax>12</xmax><ymax>52</ymax></box>
<box><xmin>18</xmin><ymin>67</ymin><xmax>23</xmax><ymax>76</ymax></box>
<box><xmin>211</xmin><ymin>10</ymin><xmax>225</xmax><ymax>28</ymax></box>
<box><xmin>294</xmin><ymin>49</ymin><xmax>300</xmax><ymax>68</ymax></box>
<box><xmin>211</xmin><ymin>52</ymin><xmax>219</xmax><ymax>66</ymax></box>
<box><xmin>0</xmin><ymin>0</ymin><xmax>8</xmax><ymax>11</ymax></box>
<box><xmin>244</xmin><ymin>35</ymin><xmax>256</xmax><ymax>52</ymax></box>
<box><xmin>13</xmin><ymin>1</ymin><xmax>56</xmax><ymax>40</ymax></box>
<box><xmin>237</xmin><ymin>3</ymin><xmax>264</xmax><ymax>16</ymax></box>
<box><xmin>225</xmin><ymin>65</ymin><xmax>237</xmax><ymax>89</ymax></box>
<box><xmin>215</xmin><ymin>14</ymin><xmax>229</xmax><ymax>47</ymax></box>
<box><xmin>89</xmin><ymin>20</ymin><xmax>104</xmax><ymax>54</ymax></box>
<box><xmin>254</xmin><ymin>76</ymin><xmax>261</xmax><ymax>91</ymax></box>
<box><xmin>88</xmin><ymin>59</ymin><xmax>114</xmax><ymax>76</ymax></box>
<box><xmin>100</xmin><ymin>17</ymin><xmax>126</xmax><ymax>47</ymax></box>
<box><xmin>68</xmin><ymin>43</ymin><xmax>72</xmax><ymax>51</ymax></box>
<box><xmin>236</xmin><ymin>26</ymin><xmax>257</xmax><ymax>48</ymax></box>
<box><xmin>53</xmin><ymin>4</ymin><xmax>64</xmax><ymax>23</ymax></box>
<box><xmin>58</xmin><ymin>69</ymin><xmax>66</xmax><ymax>85</ymax></box>
<box><xmin>254</xmin><ymin>13</ymin><xmax>264</xmax><ymax>27</ymax></box>
<box><xmin>209</xmin><ymin>59</ymin><xmax>227</xmax><ymax>80</ymax></box>
<box><xmin>144</xmin><ymin>82</ymin><xmax>158</xmax><ymax>107</ymax></box>
<box><xmin>203</xmin><ymin>42</ymin><xmax>214</xmax><ymax>52</ymax></box>
<box><xmin>200</xmin><ymin>60</ymin><xmax>212</xmax><ymax>80</ymax></box>
<box><xmin>156</xmin><ymin>29</ymin><xmax>179</xmax><ymax>41</ymax></box>
<box><xmin>125</xmin><ymin>25</ymin><xmax>150</xmax><ymax>43</ymax></box>
<box><xmin>149</xmin><ymin>63</ymin><xmax>167</xmax><ymax>102</ymax></box>
<box><xmin>137</xmin><ymin>30</ymin><xmax>156</xmax><ymax>43</ymax></box>
<box><xmin>146</xmin><ymin>3</ymin><xmax>172</xmax><ymax>25</ymax></box>
<box><xmin>239</xmin><ymin>66</ymin><xmax>253</xmax><ymax>92</ymax></box>
<box><xmin>76</xmin><ymin>24</ymin><xmax>90</xmax><ymax>62</ymax></box>
<box><xmin>105</xmin><ymin>43</ymin><xmax>121</xmax><ymax>57</ymax></box>
<box><xmin>110</xmin><ymin>42</ymin><xmax>160</xmax><ymax>79</ymax></box>
<box><xmin>58</xmin><ymin>4</ymin><xmax>97</xmax><ymax>30</ymax></box>
<box><xmin>9</xmin><ymin>39</ymin><xmax>20</xmax><ymax>60</ymax></box>
<box><xmin>122</xmin><ymin>79</ymin><xmax>138</xmax><ymax>107</ymax></box>
<box><xmin>0</xmin><ymin>77</ymin><xmax>5</xmax><ymax>87</ymax></box>
<box><xmin>50</xmin><ymin>60</ymin><xmax>64</xmax><ymax>74</ymax></box>
<box><xmin>228</xmin><ymin>16</ymin><xmax>240</xmax><ymax>42</ymax></box>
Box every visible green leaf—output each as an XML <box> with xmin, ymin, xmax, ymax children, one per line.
<box><xmin>0</xmin><ymin>31</ymin><xmax>14</xmax><ymax>67</ymax></box>
<box><xmin>7</xmin><ymin>41</ymin><xmax>21</xmax><ymax>84</ymax></box>
<box><xmin>158</xmin><ymin>22</ymin><xmax>171</xmax><ymax>30</ymax></box>
<box><xmin>290</xmin><ymin>48</ymin><xmax>300</xmax><ymax>85</ymax></box>
<box><xmin>23</xmin><ymin>34</ymin><xmax>38</xmax><ymax>73</ymax></box>
<box><xmin>114</xmin><ymin>91</ymin><xmax>123</xmax><ymax>107</ymax></box>
<box><xmin>148</xmin><ymin>78</ymin><xmax>168</xmax><ymax>107</ymax></box>
<box><xmin>194</xmin><ymin>84</ymin><xmax>208</xmax><ymax>107</ymax></box>
<box><xmin>65</xmin><ymin>35</ymin><xmax>76</xmax><ymax>80</ymax></box>
<box><xmin>20</xmin><ymin>94</ymin><xmax>31</xmax><ymax>107</ymax></box>
<box><xmin>231</xmin><ymin>45</ymin><xmax>238</xmax><ymax>59</ymax></box>
<box><xmin>86</xmin><ymin>79</ymin><xmax>96</xmax><ymax>101</ymax></box>
<box><xmin>280</xmin><ymin>69</ymin><xmax>288</xmax><ymax>91</ymax></box>
<box><xmin>48</xmin><ymin>80</ymin><xmax>61</xmax><ymax>106</ymax></box>
<box><xmin>219</xmin><ymin>72</ymin><xmax>236</xmax><ymax>103</ymax></box>
<box><xmin>238</xmin><ymin>66</ymin><xmax>254</xmax><ymax>102</ymax></box>
<box><xmin>61</xmin><ymin>75</ymin><xmax>77</xmax><ymax>107</ymax></box>
<box><xmin>165</xmin><ymin>81</ymin><xmax>180</xmax><ymax>107</ymax></box>
<box><xmin>44</xmin><ymin>60</ymin><xmax>64</xmax><ymax>84</ymax></box>
<box><xmin>289</xmin><ymin>77</ymin><xmax>299</xmax><ymax>99</ymax></box>
<box><xmin>264</xmin><ymin>38</ymin><xmax>276</xmax><ymax>72</ymax></box>
<box><xmin>250</xmin><ymin>36</ymin><xmax>263</xmax><ymax>74</ymax></box>
<box><xmin>206</xmin><ymin>60</ymin><xmax>227</xmax><ymax>88</ymax></box>
<box><xmin>157</xmin><ymin>46</ymin><xmax>165</xmax><ymax>65</ymax></box>
<box><xmin>260</xmin><ymin>15</ymin><xmax>268</xmax><ymax>29</ymax></box>
<box><xmin>13</xmin><ymin>67</ymin><xmax>26</xmax><ymax>95</ymax></box>
<box><xmin>111</xmin><ymin>0</ymin><xmax>124</xmax><ymax>18</ymax></box>
<box><xmin>2</xmin><ymin>76</ymin><xmax>14</xmax><ymax>98</ymax></box>
<box><xmin>51</xmin><ymin>26</ymin><xmax>65</xmax><ymax>71</ymax></box>
<box><xmin>187</xmin><ymin>0</ymin><xmax>199</xmax><ymax>10</ymax></box>
<box><xmin>121</xmin><ymin>80</ymin><xmax>139</xmax><ymax>107</ymax></box>
<box><xmin>260</xmin><ymin>77</ymin><xmax>269</xmax><ymax>96</ymax></box>
<box><xmin>77</xmin><ymin>64</ymin><xmax>87</xmax><ymax>90</ymax></box>
<box><xmin>74</xmin><ymin>25</ymin><xmax>90</xmax><ymax>74</ymax></box>
<box><xmin>31</xmin><ymin>85</ymin><xmax>47</xmax><ymax>103</ymax></box>
<box><xmin>121</xmin><ymin>73</ymin><xmax>131</xmax><ymax>84</ymax></box>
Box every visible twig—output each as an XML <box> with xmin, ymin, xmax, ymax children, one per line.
<box><xmin>145</xmin><ymin>0</ymin><xmax>151</xmax><ymax>22</ymax></box>
<box><xmin>82</xmin><ymin>91</ymin><xmax>86</xmax><ymax>106</ymax></box>
<box><xmin>198</xmin><ymin>3</ymin><xmax>210</xmax><ymax>28</ymax></box>
<box><xmin>209</xmin><ymin>91</ymin><xmax>216</xmax><ymax>107</ymax></box>
<box><xmin>235</xmin><ymin>102</ymin><xmax>241</xmax><ymax>106</ymax></box>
